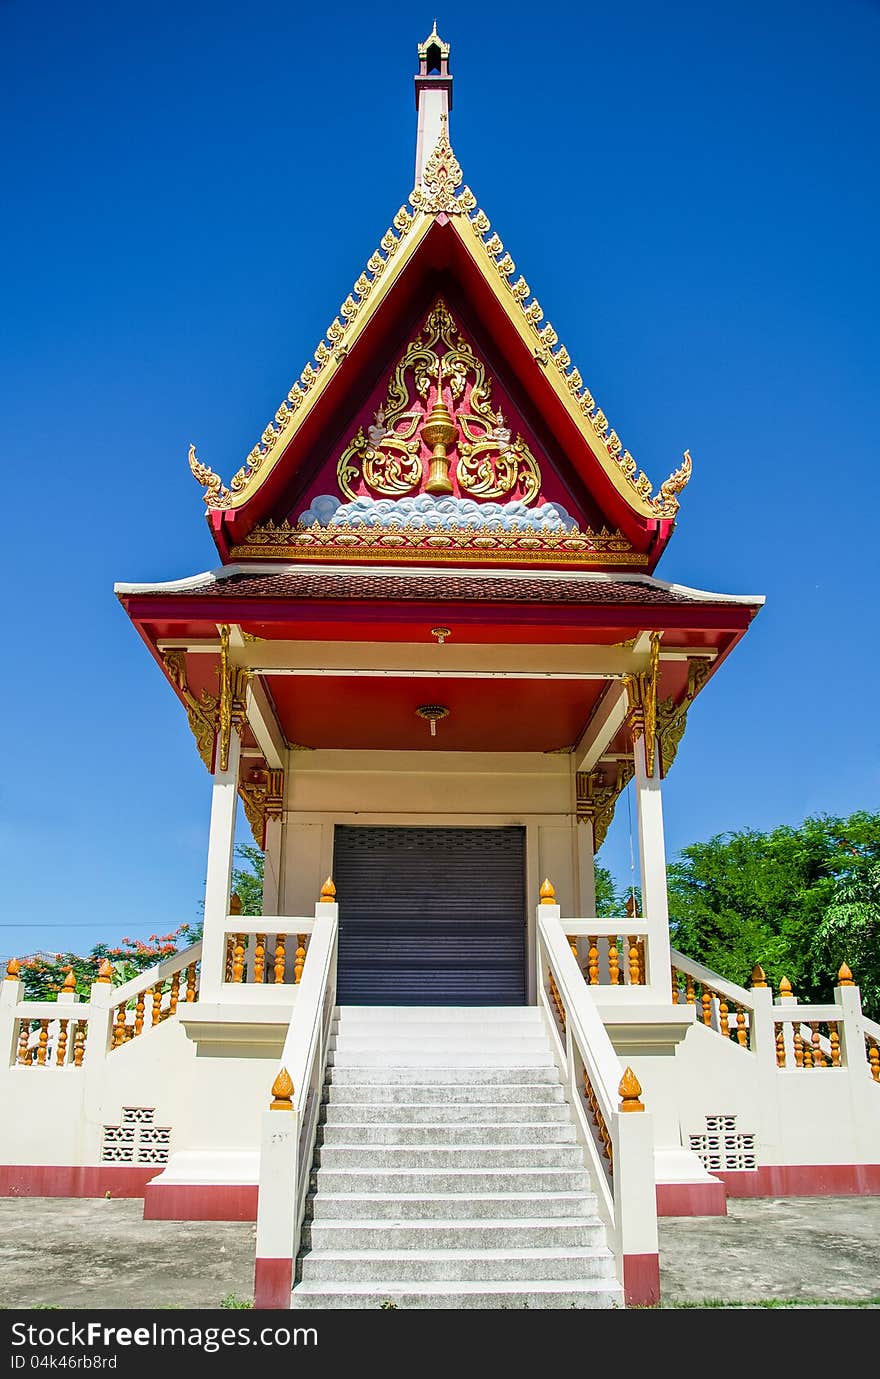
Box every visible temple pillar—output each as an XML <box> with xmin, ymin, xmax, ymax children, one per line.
<box><xmin>198</xmin><ymin>729</ymin><xmax>242</xmax><ymax>1001</ymax></box>
<box><xmin>633</xmin><ymin>733</ymin><xmax>672</xmax><ymax>999</ymax></box>
<box><xmin>262</xmin><ymin>816</ymin><xmax>283</xmax><ymax>916</ymax></box>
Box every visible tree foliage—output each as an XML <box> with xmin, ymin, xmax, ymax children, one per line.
<box><xmin>18</xmin><ymin>926</ymin><xmax>198</xmax><ymax>1002</ymax></box>
<box><xmin>231</xmin><ymin>844</ymin><xmax>264</xmax><ymax>916</ymax></box>
<box><xmin>667</xmin><ymin>810</ymin><xmax>880</xmax><ymax>1018</ymax></box>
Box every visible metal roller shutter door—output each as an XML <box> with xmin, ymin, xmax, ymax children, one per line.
<box><xmin>333</xmin><ymin>825</ymin><xmax>526</xmax><ymax>1005</ymax></box>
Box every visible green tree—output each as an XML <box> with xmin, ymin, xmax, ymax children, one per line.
<box><xmin>594</xmin><ymin>864</ymin><xmax>619</xmax><ymax>916</ymax></box>
<box><xmin>231</xmin><ymin>844</ymin><xmax>264</xmax><ymax>916</ymax></box>
<box><xmin>18</xmin><ymin>926</ymin><xmax>198</xmax><ymax>1002</ymax></box>
<box><xmin>667</xmin><ymin>810</ymin><xmax>880</xmax><ymax>1018</ymax></box>
<box><xmin>810</xmin><ymin>860</ymin><xmax>880</xmax><ymax>1019</ymax></box>
<box><xmin>594</xmin><ymin>864</ymin><xmax>640</xmax><ymax>918</ymax></box>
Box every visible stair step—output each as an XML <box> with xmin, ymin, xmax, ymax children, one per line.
<box><xmin>327</xmin><ymin>1050</ymin><xmax>556</xmax><ymax>1067</ymax></box>
<box><xmin>309</xmin><ymin>1191</ymin><xmax>599</xmax><ymax>1221</ymax></box>
<box><xmin>334</xmin><ymin>1007</ymin><xmax>544</xmax><ymax>1024</ymax></box>
<box><xmin>320</xmin><ymin>1122</ymin><xmax>576</xmax><ymax>1145</ymax></box>
<box><xmin>290</xmin><ymin>1279</ymin><xmax>623</xmax><ymax>1309</ymax></box>
<box><xmin>298</xmin><ymin>1246</ymin><xmax>616</xmax><ymax>1284</ymax></box>
<box><xmin>324</xmin><ymin>1082</ymin><xmax>565</xmax><ymax>1104</ymax></box>
<box><xmin>317</xmin><ymin>1144</ymin><xmax>585</xmax><ymax>1169</ymax></box>
<box><xmin>326</xmin><ymin>1065</ymin><xmax>559</xmax><ymax>1085</ymax></box>
<box><xmin>314</xmin><ymin>1167</ymin><xmax>592</xmax><ymax>1194</ymax></box>
<box><xmin>330</xmin><ymin>1031</ymin><xmax>550</xmax><ymax>1047</ymax></box>
<box><xmin>305</xmin><ymin>1218</ymin><xmax>606</xmax><ymax>1250</ymax></box>
<box><xmin>322</xmin><ymin>1101</ymin><xmax>571</xmax><ymax>1124</ymax></box>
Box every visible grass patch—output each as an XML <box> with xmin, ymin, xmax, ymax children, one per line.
<box><xmin>658</xmin><ymin>1296</ymin><xmax>880</xmax><ymax>1309</ymax></box>
<box><xmin>219</xmin><ymin>1293</ymin><xmax>254</xmax><ymax>1309</ymax></box>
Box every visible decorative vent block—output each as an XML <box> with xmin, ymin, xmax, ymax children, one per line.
<box><xmin>101</xmin><ymin>1107</ymin><xmax>170</xmax><ymax>1165</ymax></box>
<box><xmin>689</xmin><ymin>1114</ymin><xmax>756</xmax><ymax>1171</ymax></box>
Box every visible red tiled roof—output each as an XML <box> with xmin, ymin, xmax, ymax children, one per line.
<box><xmin>158</xmin><ymin>569</ymin><xmax>712</xmax><ymax>606</ymax></box>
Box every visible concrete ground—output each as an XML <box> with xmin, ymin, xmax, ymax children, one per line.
<box><xmin>0</xmin><ymin>1196</ymin><xmax>878</xmax><ymax>1310</ymax></box>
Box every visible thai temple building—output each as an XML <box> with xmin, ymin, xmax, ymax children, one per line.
<box><xmin>3</xmin><ymin>29</ymin><xmax>879</xmax><ymax>1310</ymax></box>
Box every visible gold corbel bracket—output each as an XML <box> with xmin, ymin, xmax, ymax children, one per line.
<box><xmin>161</xmin><ymin>648</ymin><xmax>218</xmax><ymax>771</ymax></box>
<box><xmin>576</xmin><ymin>765</ymin><xmax>634</xmax><ymax>852</ymax></box>
<box><xmin>624</xmin><ymin>633</ymin><xmax>662</xmax><ymax>776</ymax></box>
<box><xmin>217</xmin><ymin>625</ymin><xmax>251</xmax><ymax>773</ymax></box>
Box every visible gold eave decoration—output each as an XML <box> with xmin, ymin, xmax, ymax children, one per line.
<box><xmin>188</xmin><ymin>118</ymin><xmax>691</xmax><ymax>522</ymax></box>
<box><xmin>161</xmin><ymin>627</ymin><xmax>250</xmax><ymax>773</ymax></box>
<box><xmin>576</xmin><ymin>762</ymin><xmax>635</xmax><ymax>852</ymax></box>
<box><xmin>229</xmin><ymin>518</ymin><xmax>644</xmax><ymax>566</ymax></box>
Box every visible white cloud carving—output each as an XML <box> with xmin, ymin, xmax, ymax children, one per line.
<box><xmin>298</xmin><ymin>494</ymin><xmax>577</xmax><ymax>533</ymax></box>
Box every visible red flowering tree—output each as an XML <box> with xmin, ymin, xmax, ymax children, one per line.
<box><xmin>18</xmin><ymin>925</ymin><xmax>200</xmax><ymax>1001</ymax></box>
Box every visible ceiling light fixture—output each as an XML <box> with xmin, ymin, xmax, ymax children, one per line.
<box><xmin>416</xmin><ymin>704</ymin><xmax>449</xmax><ymax>737</ymax></box>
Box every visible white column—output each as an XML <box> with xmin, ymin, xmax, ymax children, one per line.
<box><xmin>262</xmin><ymin>816</ymin><xmax>282</xmax><ymax>916</ymax></box>
<box><xmin>576</xmin><ymin>817</ymin><xmax>597</xmax><ymax>917</ymax></box>
<box><xmin>633</xmin><ymin>733</ymin><xmax>672</xmax><ymax>999</ymax></box>
<box><xmin>199</xmin><ymin>729</ymin><xmax>242</xmax><ymax>1001</ymax></box>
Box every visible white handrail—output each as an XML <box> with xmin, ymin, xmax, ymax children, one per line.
<box><xmin>670</xmin><ymin>949</ymin><xmax>755</xmax><ymax>1008</ymax></box>
<box><xmin>110</xmin><ymin>941</ymin><xmax>202</xmax><ymax>1007</ymax></box>
<box><xmin>254</xmin><ymin>901</ymin><xmax>339</xmax><ymax>1307</ymax></box>
<box><xmin>223</xmin><ymin>917</ymin><xmax>315</xmax><ymax>936</ymax></box>
<box><xmin>565</xmin><ymin>920</ymin><xmax>650</xmax><ymax>938</ymax></box>
<box><xmin>537</xmin><ymin>906</ymin><xmax>658</xmax><ymax>1287</ymax></box>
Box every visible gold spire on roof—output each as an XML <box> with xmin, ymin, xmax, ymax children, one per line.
<box><xmin>417</xmin><ymin>21</ymin><xmax>450</xmax><ymax>60</ymax></box>
<box><xmin>187</xmin><ymin>122</ymin><xmax>691</xmax><ymax>523</ymax></box>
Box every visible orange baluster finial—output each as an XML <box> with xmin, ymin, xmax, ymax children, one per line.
<box><xmin>618</xmin><ymin>1067</ymin><xmax>645</xmax><ymax>1112</ymax></box>
<box><xmin>320</xmin><ymin>878</ymin><xmax>337</xmax><ymax>903</ymax></box>
<box><xmin>779</xmin><ymin>976</ymin><xmax>793</xmax><ymax>997</ymax></box>
<box><xmin>270</xmin><ymin>1068</ymin><xmax>294</xmax><ymax>1110</ymax></box>
<box><xmin>539</xmin><ymin>879</ymin><xmax>556</xmax><ymax>905</ymax></box>
<box><xmin>750</xmin><ymin>964</ymin><xmax>768</xmax><ymax>988</ymax></box>
<box><xmin>5</xmin><ymin>958</ymin><xmax>20</xmax><ymax>981</ymax></box>
<box><xmin>62</xmin><ymin>970</ymin><xmax>77</xmax><ymax>993</ymax></box>
<box><xmin>837</xmin><ymin>963</ymin><xmax>854</xmax><ymax>987</ymax></box>
<box><xmin>96</xmin><ymin>960</ymin><xmax>113</xmax><ymax>984</ymax></box>
<box><xmin>229</xmin><ymin>892</ymin><xmax>243</xmax><ymax>916</ymax></box>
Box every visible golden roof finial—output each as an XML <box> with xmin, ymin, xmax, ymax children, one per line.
<box><xmin>188</xmin><ymin>443</ymin><xmax>230</xmax><ymax>509</ymax></box>
<box><xmin>652</xmin><ymin>449</ymin><xmax>693</xmax><ymax>518</ymax></box>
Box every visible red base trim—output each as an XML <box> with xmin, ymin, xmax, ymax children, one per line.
<box><xmin>254</xmin><ymin>1257</ymin><xmax>293</xmax><ymax>1310</ymax></box>
<box><xmin>143</xmin><ymin>1182</ymin><xmax>258</xmax><ymax>1221</ymax></box>
<box><xmin>0</xmin><ymin>1166</ymin><xmax>157</xmax><ymax>1199</ymax></box>
<box><xmin>623</xmin><ymin>1253</ymin><xmax>660</xmax><ymax>1308</ymax></box>
<box><xmin>656</xmin><ymin>1179</ymin><xmax>728</xmax><ymax>1216</ymax></box>
<box><xmin>717</xmin><ymin>1164</ymin><xmax>880</xmax><ymax>1198</ymax></box>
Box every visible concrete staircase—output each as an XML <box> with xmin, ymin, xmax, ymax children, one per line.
<box><xmin>290</xmin><ymin>1006</ymin><xmax>624</xmax><ymax>1309</ymax></box>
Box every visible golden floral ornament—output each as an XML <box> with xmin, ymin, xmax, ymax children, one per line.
<box><xmin>334</xmin><ymin>300</ymin><xmax>543</xmax><ymax>506</ymax></box>
<box><xmin>409</xmin><ymin>114</ymin><xmax>473</xmax><ymax>215</ymax></box>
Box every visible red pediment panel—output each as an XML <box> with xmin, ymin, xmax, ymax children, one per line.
<box><xmin>224</xmin><ymin>298</ymin><xmax>654</xmax><ymax>571</ymax></box>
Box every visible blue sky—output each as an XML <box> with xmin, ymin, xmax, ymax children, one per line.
<box><xmin>2</xmin><ymin>1</ymin><xmax>878</xmax><ymax>958</ymax></box>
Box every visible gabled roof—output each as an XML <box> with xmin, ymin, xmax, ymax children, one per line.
<box><xmin>189</xmin><ymin>118</ymin><xmax>692</xmax><ymax>572</ymax></box>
